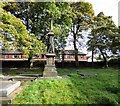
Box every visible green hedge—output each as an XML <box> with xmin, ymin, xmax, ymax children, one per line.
<box><xmin>109</xmin><ymin>57</ymin><xmax>120</xmax><ymax>64</ymax></box>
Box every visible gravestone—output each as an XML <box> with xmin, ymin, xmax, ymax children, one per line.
<box><xmin>43</xmin><ymin>53</ymin><xmax>57</xmax><ymax>77</ymax></box>
<box><xmin>0</xmin><ymin>81</ymin><xmax>21</xmax><ymax>97</ymax></box>
<box><xmin>43</xmin><ymin>20</ymin><xmax>58</xmax><ymax>77</ymax></box>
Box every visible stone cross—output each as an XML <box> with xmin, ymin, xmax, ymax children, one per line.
<box><xmin>43</xmin><ymin>19</ymin><xmax>58</xmax><ymax>78</ymax></box>
<box><xmin>47</xmin><ymin>19</ymin><xmax>55</xmax><ymax>53</ymax></box>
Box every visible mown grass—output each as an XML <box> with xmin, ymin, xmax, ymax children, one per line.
<box><xmin>12</xmin><ymin>68</ymin><xmax>119</xmax><ymax>105</ymax></box>
<box><xmin>1</xmin><ymin>68</ymin><xmax>43</xmax><ymax>76</ymax></box>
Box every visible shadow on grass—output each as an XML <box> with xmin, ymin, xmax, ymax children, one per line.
<box><xmin>67</xmin><ymin>71</ymin><xmax>118</xmax><ymax>105</ymax></box>
<box><xmin>95</xmin><ymin>96</ymin><xmax>118</xmax><ymax>106</ymax></box>
<box><xmin>106</xmin><ymin>87</ymin><xmax>119</xmax><ymax>94</ymax></box>
<box><xmin>1</xmin><ymin>68</ymin><xmax>43</xmax><ymax>76</ymax></box>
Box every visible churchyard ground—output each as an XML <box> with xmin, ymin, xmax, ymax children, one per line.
<box><xmin>1</xmin><ymin>68</ymin><xmax>119</xmax><ymax>105</ymax></box>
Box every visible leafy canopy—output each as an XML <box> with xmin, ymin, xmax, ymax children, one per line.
<box><xmin>0</xmin><ymin>2</ymin><xmax>45</xmax><ymax>57</ymax></box>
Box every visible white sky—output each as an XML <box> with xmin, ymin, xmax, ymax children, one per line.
<box><xmin>66</xmin><ymin>0</ymin><xmax>119</xmax><ymax>55</ymax></box>
<box><xmin>68</xmin><ymin>0</ymin><xmax>119</xmax><ymax>25</ymax></box>
<box><xmin>85</xmin><ymin>0</ymin><xmax>119</xmax><ymax>26</ymax></box>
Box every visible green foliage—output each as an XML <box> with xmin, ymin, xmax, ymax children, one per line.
<box><xmin>87</xmin><ymin>12</ymin><xmax>119</xmax><ymax>66</ymax></box>
<box><xmin>69</xmin><ymin>1</ymin><xmax>94</xmax><ymax>66</ymax></box>
<box><xmin>12</xmin><ymin>68</ymin><xmax>119</xmax><ymax>104</ymax></box>
<box><xmin>4</xmin><ymin>2</ymin><xmax>72</xmax><ymax>50</ymax></box>
<box><xmin>109</xmin><ymin>57</ymin><xmax>120</xmax><ymax>64</ymax></box>
<box><xmin>0</xmin><ymin>2</ymin><xmax>45</xmax><ymax>57</ymax></box>
<box><xmin>111</xmin><ymin>27</ymin><xmax>120</xmax><ymax>54</ymax></box>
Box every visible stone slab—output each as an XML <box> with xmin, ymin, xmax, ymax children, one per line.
<box><xmin>0</xmin><ymin>85</ymin><xmax>23</xmax><ymax>104</ymax></box>
<box><xmin>46</xmin><ymin>53</ymin><xmax>56</xmax><ymax>57</ymax></box>
<box><xmin>0</xmin><ymin>81</ymin><xmax>21</xmax><ymax>97</ymax></box>
<box><xmin>19</xmin><ymin>74</ymin><xmax>42</xmax><ymax>77</ymax></box>
<box><xmin>1</xmin><ymin>75</ymin><xmax>37</xmax><ymax>80</ymax></box>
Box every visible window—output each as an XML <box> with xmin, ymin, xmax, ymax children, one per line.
<box><xmin>19</xmin><ymin>55</ymin><xmax>23</xmax><ymax>58</ymax></box>
<box><xmin>80</xmin><ymin>55</ymin><xmax>84</xmax><ymax>59</ymax></box>
<box><xmin>40</xmin><ymin>54</ymin><xmax>44</xmax><ymax>58</ymax></box>
<box><xmin>60</xmin><ymin>55</ymin><xmax>62</xmax><ymax>59</ymax></box>
<box><xmin>33</xmin><ymin>55</ymin><xmax>37</xmax><ymax>59</ymax></box>
<box><xmin>66</xmin><ymin>55</ymin><xmax>70</xmax><ymax>59</ymax></box>
<box><xmin>72</xmin><ymin>55</ymin><xmax>75</xmax><ymax>59</ymax></box>
<box><xmin>13</xmin><ymin>54</ymin><xmax>18</xmax><ymax>58</ymax></box>
<box><xmin>5</xmin><ymin>55</ymin><xmax>9</xmax><ymax>59</ymax></box>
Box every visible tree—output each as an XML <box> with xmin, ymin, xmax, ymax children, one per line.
<box><xmin>3</xmin><ymin>2</ymin><xmax>72</xmax><ymax>53</ymax></box>
<box><xmin>87</xmin><ymin>30</ymin><xmax>96</xmax><ymax>67</ymax></box>
<box><xmin>87</xmin><ymin>12</ymin><xmax>119</xmax><ymax>67</ymax></box>
<box><xmin>0</xmin><ymin>2</ymin><xmax>45</xmax><ymax>68</ymax></box>
<box><xmin>70</xmin><ymin>1</ymin><xmax>94</xmax><ymax>66</ymax></box>
<box><xmin>111</xmin><ymin>27</ymin><xmax>120</xmax><ymax>55</ymax></box>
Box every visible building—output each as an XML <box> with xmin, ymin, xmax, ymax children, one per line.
<box><xmin>58</xmin><ymin>50</ymin><xmax>87</xmax><ymax>62</ymax></box>
<box><xmin>0</xmin><ymin>49</ymin><xmax>27</xmax><ymax>61</ymax></box>
<box><xmin>0</xmin><ymin>49</ymin><xmax>87</xmax><ymax>62</ymax></box>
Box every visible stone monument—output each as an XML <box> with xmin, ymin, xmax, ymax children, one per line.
<box><xmin>43</xmin><ymin>19</ymin><xmax>57</xmax><ymax>77</ymax></box>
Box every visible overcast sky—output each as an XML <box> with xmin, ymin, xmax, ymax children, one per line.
<box><xmin>66</xmin><ymin>0</ymin><xmax>119</xmax><ymax>54</ymax></box>
<box><xmin>68</xmin><ymin>0</ymin><xmax>118</xmax><ymax>25</ymax></box>
<box><xmin>85</xmin><ymin>0</ymin><xmax>118</xmax><ymax>26</ymax></box>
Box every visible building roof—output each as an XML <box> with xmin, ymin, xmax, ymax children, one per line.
<box><xmin>59</xmin><ymin>50</ymin><xmax>86</xmax><ymax>55</ymax></box>
<box><xmin>0</xmin><ymin>49</ymin><xmax>23</xmax><ymax>54</ymax></box>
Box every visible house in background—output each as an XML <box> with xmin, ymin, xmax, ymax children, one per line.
<box><xmin>0</xmin><ymin>49</ymin><xmax>27</xmax><ymax>61</ymax></box>
<box><xmin>0</xmin><ymin>49</ymin><xmax>87</xmax><ymax>62</ymax></box>
<box><xmin>58</xmin><ymin>50</ymin><xmax>87</xmax><ymax>62</ymax></box>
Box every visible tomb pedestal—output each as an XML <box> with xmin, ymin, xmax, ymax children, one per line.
<box><xmin>43</xmin><ymin>53</ymin><xmax>57</xmax><ymax>77</ymax></box>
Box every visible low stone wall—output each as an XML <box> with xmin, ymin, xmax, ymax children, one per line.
<box><xmin>1</xmin><ymin>60</ymin><xmax>119</xmax><ymax>68</ymax></box>
<box><xmin>56</xmin><ymin>61</ymin><xmax>106</xmax><ymax>68</ymax></box>
<box><xmin>1</xmin><ymin>60</ymin><xmax>29</xmax><ymax>68</ymax></box>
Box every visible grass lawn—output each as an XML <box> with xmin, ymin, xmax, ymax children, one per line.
<box><xmin>11</xmin><ymin>68</ymin><xmax>119</xmax><ymax>105</ymax></box>
<box><xmin>1</xmin><ymin>68</ymin><xmax>43</xmax><ymax>76</ymax></box>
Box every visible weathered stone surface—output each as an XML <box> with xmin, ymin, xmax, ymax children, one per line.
<box><xmin>0</xmin><ymin>81</ymin><xmax>21</xmax><ymax>97</ymax></box>
<box><xmin>0</xmin><ymin>75</ymin><xmax>4</xmax><ymax>80</ymax></box>
<box><xmin>79</xmin><ymin>73</ymin><xmax>97</xmax><ymax>78</ymax></box>
<box><xmin>43</xmin><ymin>64</ymin><xmax>57</xmax><ymax>77</ymax></box>
<box><xmin>0</xmin><ymin>84</ymin><xmax>23</xmax><ymax>104</ymax></box>
<box><xmin>43</xmin><ymin>53</ymin><xmax>58</xmax><ymax>77</ymax></box>
<box><xmin>43</xmin><ymin>23</ymin><xmax>58</xmax><ymax>78</ymax></box>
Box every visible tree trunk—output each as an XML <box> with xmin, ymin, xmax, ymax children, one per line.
<box><xmin>99</xmin><ymin>48</ymin><xmax>108</xmax><ymax>68</ymax></box>
<box><xmin>73</xmin><ymin>34</ymin><xmax>79</xmax><ymax>67</ymax></box>
<box><xmin>92</xmin><ymin>48</ymin><xmax>94</xmax><ymax>67</ymax></box>
<box><xmin>62</xmin><ymin>52</ymin><xmax>64</xmax><ymax>67</ymax></box>
<box><xmin>28</xmin><ymin>56</ymin><xmax>33</xmax><ymax>68</ymax></box>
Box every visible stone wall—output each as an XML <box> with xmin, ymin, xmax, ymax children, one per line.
<box><xmin>1</xmin><ymin>60</ymin><xmax>120</xmax><ymax>68</ymax></box>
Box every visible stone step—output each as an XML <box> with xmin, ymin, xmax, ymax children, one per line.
<box><xmin>19</xmin><ymin>74</ymin><xmax>42</xmax><ymax>77</ymax></box>
<box><xmin>0</xmin><ymin>76</ymin><xmax>38</xmax><ymax>82</ymax></box>
<box><xmin>0</xmin><ymin>81</ymin><xmax>21</xmax><ymax>97</ymax></box>
<box><xmin>0</xmin><ymin>85</ymin><xmax>23</xmax><ymax>104</ymax></box>
<box><xmin>0</xmin><ymin>97</ymin><xmax>11</xmax><ymax>104</ymax></box>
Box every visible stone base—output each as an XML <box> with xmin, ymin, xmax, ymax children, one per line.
<box><xmin>43</xmin><ymin>64</ymin><xmax>57</xmax><ymax>77</ymax></box>
<box><xmin>0</xmin><ymin>81</ymin><xmax>21</xmax><ymax>97</ymax></box>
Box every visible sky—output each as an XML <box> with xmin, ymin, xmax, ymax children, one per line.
<box><xmin>66</xmin><ymin>0</ymin><xmax>119</xmax><ymax>55</ymax></box>
<box><xmin>68</xmin><ymin>0</ymin><xmax>119</xmax><ymax>25</ymax></box>
<box><xmin>85</xmin><ymin>0</ymin><xmax>119</xmax><ymax>26</ymax></box>
<box><xmin>1</xmin><ymin>0</ymin><xmax>119</xmax><ymax>55</ymax></box>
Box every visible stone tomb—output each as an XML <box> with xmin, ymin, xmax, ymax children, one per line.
<box><xmin>0</xmin><ymin>81</ymin><xmax>21</xmax><ymax>97</ymax></box>
<box><xmin>43</xmin><ymin>53</ymin><xmax>57</xmax><ymax>77</ymax></box>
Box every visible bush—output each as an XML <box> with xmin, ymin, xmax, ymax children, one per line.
<box><xmin>109</xmin><ymin>58</ymin><xmax>120</xmax><ymax>64</ymax></box>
